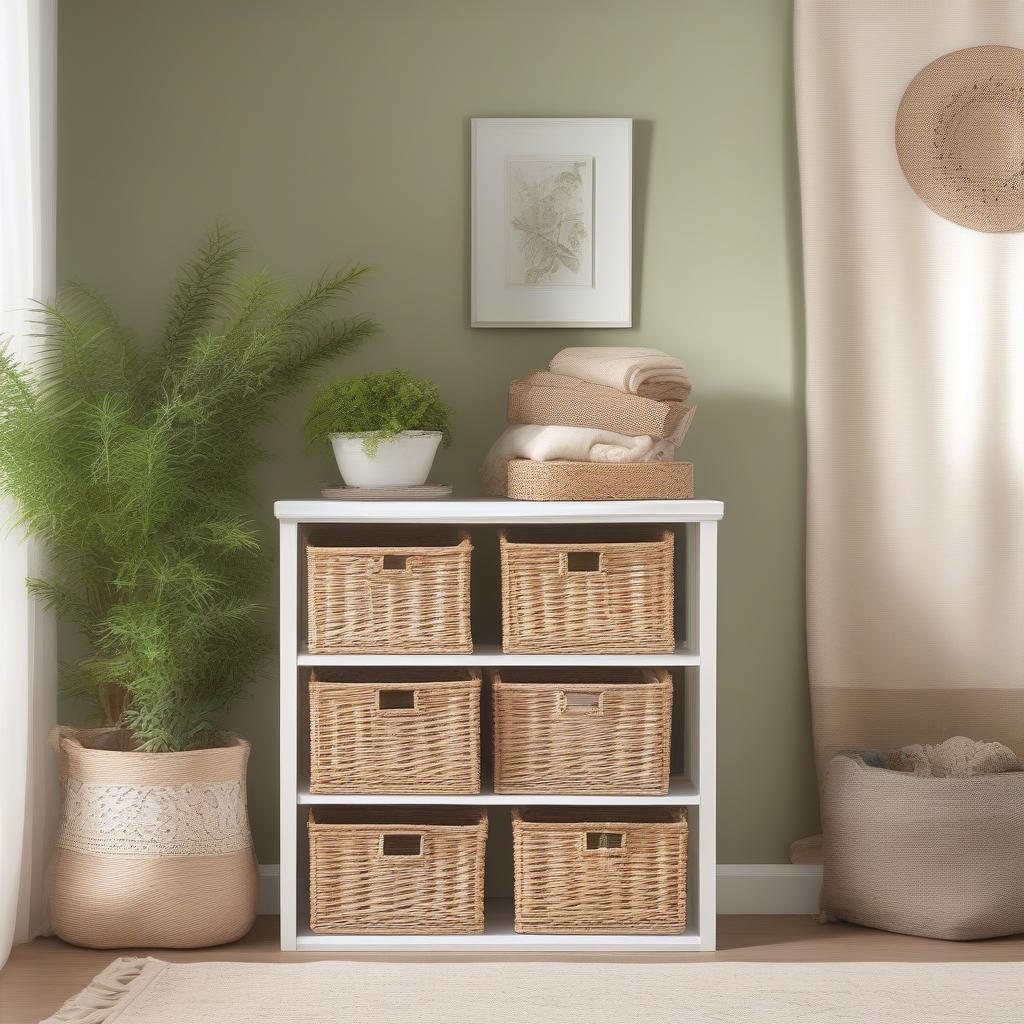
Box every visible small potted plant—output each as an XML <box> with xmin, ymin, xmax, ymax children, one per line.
<box><xmin>0</xmin><ymin>226</ymin><xmax>376</xmax><ymax>948</ymax></box>
<box><xmin>304</xmin><ymin>369</ymin><xmax>452</xmax><ymax>487</ymax></box>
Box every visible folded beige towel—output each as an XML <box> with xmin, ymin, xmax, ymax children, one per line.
<box><xmin>549</xmin><ymin>346</ymin><xmax>691</xmax><ymax>402</ymax></box>
<box><xmin>481</xmin><ymin>424</ymin><xmax>674</xmax><ymax>496</ymax></box>
<box><xmin>887</xmin><ymin>736</ymin><xmax>1021</xmax><ymax>778</ymax></box>
<box><xmin>508</xmin><ymin>370</ymin><xmax>696</xmax><ymax>445</ymax></box>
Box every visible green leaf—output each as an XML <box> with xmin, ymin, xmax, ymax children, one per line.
<box><xmin>0</xmin><ymin>227</ymin><xmax>376</xmax><ymax>750</ymax></box>
<box><xmin>303</xmin><ymin>369</ymin><xmax>452</xmax><ymax>454</ymax></box>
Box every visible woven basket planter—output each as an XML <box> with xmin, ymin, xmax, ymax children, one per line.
<box><xmin>505</xmin><ymin>460</ymin><xmax>693</xmax><ymax>501</ymax></box>
<box><xmin>492</xmin><ymin>668</ymin><xmax>672</xmax><ymax>795</ymax></box>
<box><xmin>309</xmin><ymin>668</ymin><xmax>481</xmax><ymax>795</ymax></box>
<box><xmin>49</xmin><ymin>727</ymin><xmax>258</xmax><ymax>949</ymax></box>
<box><xmin>308</xmin><ymin>807</ymin><xmax>488</xmax><ymax>934</ymax></box>
<box><xmin>306</xmin><ymin>529</ymin><xmax>472</xmax><ymax>654</ymax></box>
<box><xmin>499</xmin><ymin>528</ymin><xmax>675</xmax><ymax>654</ymax></box>
<box><xmin>512</xmin><ymin>808</ymin><xmax>688</xmax><ymax>934</ymax></box>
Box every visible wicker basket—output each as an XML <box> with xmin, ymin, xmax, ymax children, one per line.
<box><xmin>499</xmin><ymin>528</ymin><xmax>675</xmax><ymax>654</ymax></box>
<box><xmin>308</xmin><ymin>807</ymin><xmax>488</xmax><ymax>934</ymax></box>
<box><xmin>492</xmin><ymin>669</ymin><xmax>672</xmax><ymax>795</ymax></box>
<box><xmin>512</xmin><ymin>808</ymin><xmax>688</xmax><ymax>934</ymax></box>
<box><xmin>309</xmin><ymin>669</ymin><xmax>481</xmax><ymax>795</ymax></box>
<box><xmin>306</xmin><ymin>529</ymin><xmax>472</xmax><ymax>654</ymax></box>
<box><xmin>506</xmin><ymin>460</ymin><xmax>693</xmax><ymax>501</ymax></box>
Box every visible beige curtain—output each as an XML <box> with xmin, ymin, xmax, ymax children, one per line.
<box><xmin>796</xmin><ymin>0</ymin><xmax>1024</xmax><ymax>823</ymax></box>
<box><xmin>0</xmin><ymin>0</ymin><xmax>57</xmax><ymax>967</ymax></box>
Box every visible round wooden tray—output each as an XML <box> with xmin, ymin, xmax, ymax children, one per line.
<box><xmin>320</xmin><ymin>484</ymin><xmax>453</xmax><ymax>500</ymax></box>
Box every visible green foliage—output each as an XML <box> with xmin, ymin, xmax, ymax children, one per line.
<box><xmin>0</xmin><ymin>225</ymin><xmax>377</xmax><ymax>751</ymax></box>
<box><xmin>303</xmin><ymin>369</ymin><xmax>451</xmax><ymax>457</ymax></box>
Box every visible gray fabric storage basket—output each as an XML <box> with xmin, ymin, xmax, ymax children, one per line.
<box><xmin>822</xmin><ymin>752</ymin><xmax>1024</xmax><ymax>940</ymax></box>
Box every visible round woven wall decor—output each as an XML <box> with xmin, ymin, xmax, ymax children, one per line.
<box><xmin>896</xmin><ymin>44</ymin><xmax>1024</xmax><ymax>232</ymax></box>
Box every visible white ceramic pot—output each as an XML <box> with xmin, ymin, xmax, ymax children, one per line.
<box><xmin>330</xmin><ymin>430</ymin><xmax>442</xmax><ymax>488</ymax></box>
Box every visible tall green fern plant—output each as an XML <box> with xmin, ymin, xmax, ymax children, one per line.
<box><xmin>0</xmin><ymin>226</ymin><xmax>377</xmax><ymax>751</ymax></box>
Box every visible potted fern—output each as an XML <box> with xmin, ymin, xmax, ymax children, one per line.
<box><xmin>304</xmin><ymin>369</ymin><xmax>452</xmax><ymax>487</ymax></box>
<box><xmin>0</xmin><ymin>227</ymin><xmax>376</xmax><ymax>948</ymax></box>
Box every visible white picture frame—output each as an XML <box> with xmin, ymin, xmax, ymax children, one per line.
<box><xmin>471</xmin><ymin>117</ymin><xmax>632</xmax><ymax>328</ymax></box>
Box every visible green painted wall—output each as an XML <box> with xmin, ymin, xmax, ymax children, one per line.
<box><xmin>57</xmin><ymin>0</ymin><xmax>817</xmax><ymax>863</ymax></box>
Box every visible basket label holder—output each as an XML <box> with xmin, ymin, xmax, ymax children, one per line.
<box><xmin>563</xmin><ymin>551</ymin><xmax>602</xmax><ymax>573</ymax></box>
<box><xmin>583</xmin><ymin>831</ymin><xmax>626</xmax><ymax>856</ymax></box>
<box><xmin>379</xmin><ymin>833</ymin><xmax>425</xmax><ymax>858</ymax></box>
<box><xmin>377</xmin><ymin>689</ymin><xmax>419</xmax><ymax>713</ymax></box>
<box><xmin>558</xmin><ymin>690</ymin><xmax>604</xmax><ymax>714</ymax></box>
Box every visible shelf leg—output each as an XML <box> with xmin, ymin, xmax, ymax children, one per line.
<box><xmin>696</xmin><ymin>519</ymin><xmax>717</xmax><ymax>951</ymax></box>
<box><xmin>279</xmin><ymin>521</ymin><xmax>298</xmax><ymax>951</ymax></box>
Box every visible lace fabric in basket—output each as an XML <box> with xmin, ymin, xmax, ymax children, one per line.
<box><xmin>57</xmin><ymin>778</ymin><xmax>252</xmax><ymax>857</ymax></box>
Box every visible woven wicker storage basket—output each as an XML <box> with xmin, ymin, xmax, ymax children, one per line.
<box><xmin>308</xmin><ymin>807</ymin><xmax>487</xmax><ymax>934</ymax></box>
<box><xmin>512</xmin><ymin>808</ymin><xmax>687</xmax><ymax>934</ymax></box>
<box><xmin>306</xmin><ymin>529</ymin><xmax>472</xmax><ymax>654</ymax></box>
<box><xmin>499</xmin><ymin>528</ymin><xmax>675</xmax><ymax>654</ymax></box>
<box><xmin>505</xmin><ymin>460</ymin><xmax>693</xmax><ymax>501</ymax></box>
<box><xmin>492</xmin><ymin>669</ymin><xmax>672</xmax><ymax>795</ymax></box>
<box><xmin>309</xmin><ymin>669</ymin><xmax>481</xmax><ymax>795</ymax></box>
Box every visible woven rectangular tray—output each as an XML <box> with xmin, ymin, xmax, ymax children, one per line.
<box><xmin>505</xmin><ymin>460</ymin><xmax>693</xmax><ymax>501</ymax></box>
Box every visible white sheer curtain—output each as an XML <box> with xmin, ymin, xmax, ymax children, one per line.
<box><xmin>0</xmin><ymin>0</ymin><xmax>57</xmax><ymax>967</ymax></box>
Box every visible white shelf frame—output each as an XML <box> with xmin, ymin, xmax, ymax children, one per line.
<box><xmin>276</xmin><ymin>498</ymin><xmax>722</xmax><ymax>953</ymax></box>
<box><xmin>298</xmin><ymin>776</ymin><xmax>700</xmax><ymax>807</ymax></box>
<box><xmin>296</xmin><ymin>643</ymin><xmax>700</xmax><ymax>668</ymax></box>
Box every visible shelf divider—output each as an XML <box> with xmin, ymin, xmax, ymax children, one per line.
<box><xmin>297</xmin><ymin>642</ymin><xmax>699</xmax><ymax>667</ymax></box>
<box><xmin>298</xmin><ymin>776</ymin><xmax>699</xmax><ymax>807</ymax></box>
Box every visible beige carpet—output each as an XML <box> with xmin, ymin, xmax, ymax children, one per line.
<box><xmin>45</xmin><ymin>956</ymin><xmax>1024</xmax><ymax>1023</ymax></box>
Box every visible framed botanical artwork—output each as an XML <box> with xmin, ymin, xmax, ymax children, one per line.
<box><xmin>471</xmin><ymin>117</ymin><xmax>632</xmax><ymax>328</ymax></box>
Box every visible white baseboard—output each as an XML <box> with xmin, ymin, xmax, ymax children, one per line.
<box><xmin>258</xmin><ymin>864</ymin><xmax>280</xmax><ymax>916</ymax></box>
<box><xmin>716</xmin><ymin>864</ymin><xmax>823</xmax><ymax>915</ymax></box>
<box><xmin>258</xmin><ymin>863</ymin><xmax>822</xmax><ymax>917</ymax></box>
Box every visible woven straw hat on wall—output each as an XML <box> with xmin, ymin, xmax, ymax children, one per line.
<box><xmin>896</xmin><ymin>44</ymin><xmax>1024</xmax><ymax>232</ymax></box>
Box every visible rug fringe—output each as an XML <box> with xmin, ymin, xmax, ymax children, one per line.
<box><xmin>45</xmin><ymin>957</ymin><xmax>154</xmax><ymax>1023</ymax></box>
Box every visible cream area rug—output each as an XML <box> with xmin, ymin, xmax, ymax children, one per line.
<box><xmin>45</xmin><ymin>957</ymin><xmax>1024</xmax><ymax>1023</ymax></box>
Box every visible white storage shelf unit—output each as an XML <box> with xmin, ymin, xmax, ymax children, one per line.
<box><xmin>276</xmin><ymin>498</ymin><xmax>723</xmax><ymax>952</ymax></box>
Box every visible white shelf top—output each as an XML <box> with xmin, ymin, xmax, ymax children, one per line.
<box><xmin>297</xmin><ymin>643</ymin><xmax>699</xmax><ymax>667</ymax></box>
<box><xmin>299</xmin><ymin>776</ymin><xmax>698</xmax><ymax>807</ymax></box>
<box><xmin>275</xmin><ymin>497</ymin><xmax>724</xmax><ymax>524</ymax></box>
<box><xmin>296</xmin><ymin>899</ymin><xmax>702</xmax><ymax>951</ymax></box>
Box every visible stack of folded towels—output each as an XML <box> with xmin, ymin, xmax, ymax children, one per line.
<box><xmin>482</xmin><ymin>346</ymin><xmax>695</xmax><ymax>496</ymax></box>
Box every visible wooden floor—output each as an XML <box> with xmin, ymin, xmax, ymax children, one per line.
<box><xmin>4</xmin><ymin>915</ymin><xmax>1024</xmax><ymax>1023</ymax></box>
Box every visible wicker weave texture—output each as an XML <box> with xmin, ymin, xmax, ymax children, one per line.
<box><xmin>505</xmin><ymin>460</ymin><xmax>693</xmax><ymax>501</ymax></box>
<box><xmin>309</xmin><ymin>808</ymin><xmax>488</xmax><ymax>934</ymax></box>
<box><xmin>309</xmin><ymin>669</ymin><xmax>481</xmax><ymax>795</ymax></box>
<box><xmin>492</xmin><ymin>669</ymin><xmax>672</xmax><ymax>795</ymax></box>
<box><xmin>512</xmin><ymin>808</ymin><xmax>687</xmax><ymax>934</ymax></box>
<box><xmin>499</xmin><ymin>529</ymin><xmax>675</xmax><ymax>654</ymax></box>
<box><xmin>306</xmin><ymin>532</ymin><xmax>472</xmax><ymax>654</ymax></box>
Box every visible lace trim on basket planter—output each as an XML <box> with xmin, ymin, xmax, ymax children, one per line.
<box><xmin>57</xmin><ymin>778</ymin><xmax>252</xmax><ymax>857</ymax></box>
